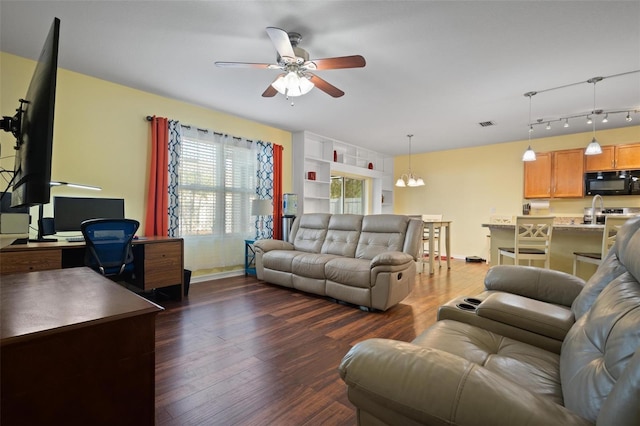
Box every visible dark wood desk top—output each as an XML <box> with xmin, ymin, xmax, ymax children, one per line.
<box><xmin>1</xmin><ymin>267</ymin><xmax>163</xmax><ymax>346</ymax></box>
<box><xmin>0</xmin><ymin>235</ymin><xmax>182</xmax><ymax>252</ymax></box>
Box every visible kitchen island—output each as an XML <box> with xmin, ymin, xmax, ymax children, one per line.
<box><xmin>483</xmin><ymin>221</ymin><xmax>605</xmax><ymax>278</ymax></box>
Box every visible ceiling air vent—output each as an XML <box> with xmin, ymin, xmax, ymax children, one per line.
<box><xmin>478</xmin><ymin>121</ymin><xmax>496</xmax><ymax>127</ymax></box>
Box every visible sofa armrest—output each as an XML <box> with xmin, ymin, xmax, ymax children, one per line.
<box><xmin>339</xmin><ymin>339</ymin><xmax>591</xmax><ymax>426</ymax></box>
<box><xmin>477</xmin><ymin>293</ymin><xmax>574</xmax><ymax>341</ymax></box>
<box><xmin>253</xmin><ymin>239</ymin><xmax>294</xmax><ymax>253</ymax></box>
<box><xmin>484</xmin><ymin>265</ymin><xmax>585</xmax><ymax>307</ymax></box>
<box><xmin>370</xmin><ymin>251</ymin><xmax>414</xmax><ymax>268</ymax></box>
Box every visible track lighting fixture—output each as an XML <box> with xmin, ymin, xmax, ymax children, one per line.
<box><xmin>521</xmin><ymin>69</ymin><xmax>639</xmax><ymax>153</ymax></box>
<box><xmin>395</xmin><ymin>134</ymin><xmax>425</xmax><ymax>187</ymax></box>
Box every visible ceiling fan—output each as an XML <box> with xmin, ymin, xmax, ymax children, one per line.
<box><xmin>215</xmin><ymin>27</ymin><xmax>366</xmax><ymax>98</ymax></box>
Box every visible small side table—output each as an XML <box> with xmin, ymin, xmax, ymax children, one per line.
<box><xmin>244</xmin><ymin>239</ymin><xmax>256</xmax><ymax>276</ymax></box>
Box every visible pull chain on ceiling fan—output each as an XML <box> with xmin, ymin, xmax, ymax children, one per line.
<box><xmin>215</xmin><ymin>27</ymin><xmax>366</xmax><ymax>100</ymax></box>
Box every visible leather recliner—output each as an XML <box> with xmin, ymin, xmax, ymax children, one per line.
<box><xmin>339</xmin><ymin>216</ymin><xmax>640</xmax><ymax>425</ymax></box>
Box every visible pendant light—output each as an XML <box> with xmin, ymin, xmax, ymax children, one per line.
<box><xmin>395</xmin><ymin>134</ymin><xmax>425</xmax><ymax>187</ymax></box>
<box><xmin>585</xmin><ymin>77</ymin><xmax>603</xmax><ymax>156</ymax></box>
<box><xmin>522</xmin><ymin>91</ymin><xmax>537</xmax><ymax>162</ymax></box>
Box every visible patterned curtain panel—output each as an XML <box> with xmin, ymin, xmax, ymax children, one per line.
<box><xmin>167</xmin><ymin>120</ymin><xmax>181</xmax><ymax>238</ymax></box>
<box><xmin>256</xmin><ymin>141</ymin><xmax>275</xmax><ymax>239</ymax></box>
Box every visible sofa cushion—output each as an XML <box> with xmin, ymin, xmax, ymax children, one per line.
<box><xmin>262</xmin><ymin>250</ymin><xmax>304</xmax><ymax>273</ymax></box>
<box><xmin>325</xmin><ymin>257</ymin><xmax>372</xmax><ymax>288</ymax></box>
<box><xmin>413</xmin><ymin>320</ymin><xmax>563</xmax><ymax>405</ymax></box>
<box><xmin>561</xmin><ymin>273</ymin><xmax>640</xmax><ymax>422</ymax></box>
<box><xmin>561</xmin><ymin>217</ymin><xmax>640</xmax><ymax>423</ymax></box>
<box><xmin>321</xmin><ymin>214</ymin><xmax>363</xmax><ymax>257</ymax></box>
<box><xmin>356</xmin><ymin>214</ymin><xmax>407</xmax><ymax>260</ymax></box>
<box><xmin>291</xmin><ymin>253</ymin><xmax>339</xmax><ymax>279</ymax></box>
<box><xmin>292</xmin><ymin>213</ymin><xmax>330</xmax><ymax>253</ymax></box>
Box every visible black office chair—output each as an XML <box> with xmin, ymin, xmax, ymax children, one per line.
<box><xmin>80</xmin><ymin>218</ymin><xmax>139</xmax><ymax>278</ymax></box>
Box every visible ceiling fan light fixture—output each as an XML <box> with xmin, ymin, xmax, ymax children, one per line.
<box><xmin>272</xmin><ymin>71</ymin><xmax>314</xmax><ymax>97</ymax></box>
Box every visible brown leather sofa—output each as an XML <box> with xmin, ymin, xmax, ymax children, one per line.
<box><xmin>254</xmin><ymin>213</ymin><xmax>422</xmax><ymax>311</ymax></box>
<box><xmin>339</xmin><ymin>216</ymin><xmax>640</xmax><ymax>425</ymax></box>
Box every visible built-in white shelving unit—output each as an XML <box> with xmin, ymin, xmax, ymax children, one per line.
<box><xmin>293</xmin><ymin>131</ymin><xmax>394</xmax><ymax>214</ymax></box>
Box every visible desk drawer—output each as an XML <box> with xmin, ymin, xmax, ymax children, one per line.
<box><xmin>1</xmin><ymin>250</ymin><xmax>62</xmax><ymax>274</ymax></box>
<box><xmin>138</xmin><ymin>241</ymin><xmax>183</xmax><ymax>289</ymax></box>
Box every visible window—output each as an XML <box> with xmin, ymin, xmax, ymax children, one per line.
<box><xmin>330</xmin><ymin>176</ymin><xmax>366</xmax><ymax>214</ymax></box>
<box><xmin>178</xmin><ymin>130</ymin><xmax>256</xmax><ymax>237</ymax></box>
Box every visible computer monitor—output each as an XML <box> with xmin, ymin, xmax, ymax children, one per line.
<box><xmin>53</xmin><ymin>196</ymin><xmax>125</xmax><ymax>232</ymax></box>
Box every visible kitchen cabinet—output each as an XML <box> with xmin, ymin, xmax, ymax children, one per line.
<box><xmin>584</xmin><ymin>143</ymin><xmax>640</xmax><ymax>171</ymax></box>
<box><xmin>293</xmin><ymin>131</ymin><xmax>393</xmax><ymax>214</ymax></box>
<box><xmin>524</xmin><ymin>149</ymin><xmax>584</xmax><ymax>199</ymax></box>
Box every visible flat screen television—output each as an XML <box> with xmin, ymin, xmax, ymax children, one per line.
<box><xmin>1</xmin><ymin>17</ymin><xmax>60</xmax><ymax>208</ymax></box>
<box><xmin>54</xmin><ymin>196</ymin><xmax>125</xmax><ymax>232</ymax></box>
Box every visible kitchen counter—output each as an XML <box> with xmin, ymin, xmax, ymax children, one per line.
<box><xmin>483</xmin><ymin>223</ymin><xmax>605</xmax><ymax>232</ymax></box>
<box><xmin>483</xmin><ymin>220</ymin><xmax>606</xmax><ymax>279</ymax></box>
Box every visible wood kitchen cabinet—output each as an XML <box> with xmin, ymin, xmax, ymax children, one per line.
<box><xmin>584</xmin><ymin>143</ymin><xmax>640</xmax><ymax>171</ymax></box>
<box><xmin>524</xmin><ymin>149</ymin><xmax>584</xmax><ymax>198</ymax></box>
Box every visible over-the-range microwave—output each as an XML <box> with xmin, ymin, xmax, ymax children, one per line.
<box><xmin>585</xmin><ymin>170</ymin><xmax>640</xmax><ymax>196</ymax></box>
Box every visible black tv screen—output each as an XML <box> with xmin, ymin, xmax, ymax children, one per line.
<box><xmin>54</xmin><ymin>196</ymin><xmax>125</xmax><ymax>232</ymax></box>
<box><xmin>9</xmin><ymin>18</ymin><xmax>60</xmax><ymax>208</ymax></box>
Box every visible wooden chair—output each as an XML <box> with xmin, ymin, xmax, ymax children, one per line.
<box><xmin>498</xmin><ymin>216</ymin><xmax>554</xmax><ymax>269</ymax></box>
<box><xmin>421</xmin><ymin>214</ymin><xmax>443</xmax><ymax>270</ymax></box>
<box><xmin>573</xmin><ymin>215</ymin><xmax>633</xmax><ymax>275</ymax></box>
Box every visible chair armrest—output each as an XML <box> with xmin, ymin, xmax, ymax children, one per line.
<box><xmin>484</xmin><ymin>265</ymin><xmax>585</xmax><ymax>307</ymax></box>
<box><xmin>253</xmin><ymin>239</ymin><xmax>294</xmax><ymax>253</ymax></box>
<box><xmin>370</xmin><ymin>251</ymin><xmax>414</xmax><ymax>268</ymax></box>
<box><xmin>339</xmin><ymin>339</ymin><xmax>591</xmax><ymax>426</ymax></box>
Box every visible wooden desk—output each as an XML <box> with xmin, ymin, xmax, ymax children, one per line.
<box><xmin>0</xmin><ymin>236</ymin><xmax>184</xmax><ymax>299</ymax></box>
<box><xmin>1</xmin><ymin>267</ymin><xmax>163</xmax><ymax>426</ymax></box>
<box><xmin>423</xmin><ymin>220</ymin><xmax>452</xmax><ymax>274</ymax></box>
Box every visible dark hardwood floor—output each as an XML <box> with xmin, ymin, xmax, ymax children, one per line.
<box><xmin>154</xmin><ymin>259</ymin><xmax>489</xmax><ymax>425</ymax></box>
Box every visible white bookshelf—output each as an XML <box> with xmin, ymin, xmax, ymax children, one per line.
<box><xmin>293</xmin><ymin>131</ymin><xmax>394</xmax><ymax>214</ymax></box>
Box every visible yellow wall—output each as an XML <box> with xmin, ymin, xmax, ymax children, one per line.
<box><xmin>394</xmin><ymin>125</ymin><xmax>640</xmax><ymax>261</ymax></box>
<box><xmin>1</xmin><ymin>52</ymin><xmax>292</xmax><ymax>235</ymax></box>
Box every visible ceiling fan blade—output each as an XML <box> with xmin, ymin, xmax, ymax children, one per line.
<box><xmin>266</xmin><ymin>27</ymin><xmax>296</xmax><ymax>60</ymax></box>
<box><xmin>308</xmin><ymin>74</ymin><xmax>345</xmax><ymax>98</ymax></box>
<box><xmin>215</xmin><ymin>61</ymin><xmax>276</xmax><ymax>69</ymax></box>
<box><xmin>262</xmin><ymin>82</ymin><xmax>278</xmax><ymax>97</ymax></box>
<box><xmin>306</xmin><ymin>55</ymin><xmax>366</xmax><ymax>70</ymax></box>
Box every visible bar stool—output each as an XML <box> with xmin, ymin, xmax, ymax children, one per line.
<box><xmin>573</xmin><ymin>215</ymin><xmax>633</xmax><ymax>275</ymax></box>
<box><xmin>498</xmin><ymin>216</ymin><xmax>554</xmax><ymax>269</ymax></box>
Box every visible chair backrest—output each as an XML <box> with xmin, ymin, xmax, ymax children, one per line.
<box><xmin>422</xmin><ymin>214</ymin><xmax>443</xmax><ymax>238</ymax></box>
<box><xmin>600</xmin><ymin>215</ymin><xmax>634</xmax><ymax>257</ymax></box>
<box><xmin>514</xmin><ymin>216</ymin><xmax>554</xmax><ymax>252</ymax></box>
<box><xmin>489</xmin><ymin>214</ymin><xmax>515</xmax><ymax>224</ymax></box>
<box><xmin>81</xmin><ymin>218</ymin><xmax>140</xmax><ymax>276</ymax></box>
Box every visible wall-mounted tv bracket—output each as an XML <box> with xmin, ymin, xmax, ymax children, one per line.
<box><xmin>0</xmin><ymin>99</ymin><xmax>29</xmax><ymax>148</ymax></box>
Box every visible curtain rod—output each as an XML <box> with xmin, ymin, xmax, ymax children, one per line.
<box><xmin>145</xmin><ymin>116</ymin><xmax>255</xmax><ymax>143</ymax></box>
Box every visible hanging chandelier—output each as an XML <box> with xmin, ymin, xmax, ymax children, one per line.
<box><xmin>395</xmin><ymin>134</ymin><xmax>425</xmax><ymax>187</ymax></box>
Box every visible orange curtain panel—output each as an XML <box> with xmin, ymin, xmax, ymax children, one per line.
<box><xmin>145</xmin><ymin>116</ymin><xmax>169</xmax><ymax>236</ymax></box>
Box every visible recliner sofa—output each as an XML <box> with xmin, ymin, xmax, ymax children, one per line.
<box><xmin>339</xmin><ymin>216</ymin><xmax>640</xmax><ymax>425</ymax></box>
<box><xmin>254</xmin><ymin>213</ymin><xmax>422</xmax><ymax>311</ymax></box>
